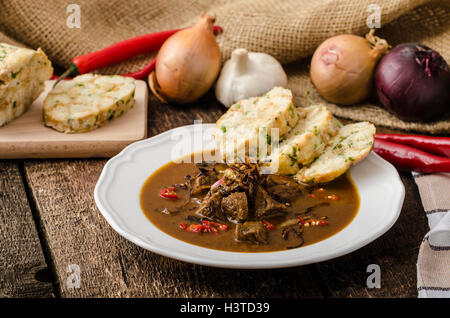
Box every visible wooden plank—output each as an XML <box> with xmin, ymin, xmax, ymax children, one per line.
<box><xmin>23</xmin><ymin>95</ymin><xmax>322</xmax><ymax>297</ymax></box>
<box><xmin>0</xmin><ymin>81</ymin><xmax>148</xmax><ymax>159</ymax></box>
<box><xmin>0</xmin><ymin>161</ymin><xmax>54</xmax><ymax>297</ymax></box>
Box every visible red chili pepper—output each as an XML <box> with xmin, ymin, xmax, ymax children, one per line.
<box><xmin>179</xmin><ymin>222</ymin><xmax>187</xmax><ymax>230</ymax></box>
<box><xmin>304</xmin><ymin>219</ymin><xmax>328</xmax><ymax>226</ymax></box>
<box><xmin>375</xmin><ymin>133</ymin><xmax>450</xmax><ymax>158</ymax></box>
<box><xmin>210</xmin><ymin>178</ymin><xmax>224</xmax><ymax>190</ymax></box>
<box><xmin>209</xmin><ymin>221</ymin><xmax>229</xmax><ymax>231</ymax></box>
<box><xmin>298</xmin><ymin>216</ymin><xmax>304</xmax><ymax>225</ymax></box>
<box><xmin>262</xmin><ymin>220</ymin><xmax>276</xmax><ymax>231</ymax></box>
<box><xmin>55</xmin><ymin>25</ymin><xmax>223</xmax><ymax>85</ymax></box>
<box><xmin>216</xmin><ymin>223</ymin><xmax>229</xmax><ymax>231</ymax></box>
<box><xmin>187</xmin><ymin>224</ymin><xmax>204</xmax><ymax>233</ymax></box>
<box><xmin>51</xmin><ymin>59</ymin><xmax>156</xmax><ymax>81</ymax></box>
<box><xmin>202</xmin><ymin>220</ymin><xmax>223</xmax><ymax>234</ymax></box>
<box><xmin>327</xmin><ymin>194</ymin><xmax>339</xmax><ymax>201</ymax></box>
<box><xmin>374</xmin><ymin>139</ymin><xmax>450</xmax><ymax>173</ymax></box>
<box><xmin>159</xmin><ymin>186</ymin><xmax>179</xmax><ymax>200</ymax></box>
<box><xmin>122</xmin><ymin>58</ymin><xmax>156</xmax><ymax>80</ymax></box>
<box><xmin>207</xmin><ymin>226</ymin><xmax>219</xmax><ymax>234</ymax></box>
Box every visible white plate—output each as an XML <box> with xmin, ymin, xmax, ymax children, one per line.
<box><xmin>94</xmin><ymin>124</ymin><xmax>405</xmax><ymax>269</ymax></box>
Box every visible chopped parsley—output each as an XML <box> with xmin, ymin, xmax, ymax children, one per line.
<box><xmin>287</xmin><ymin>146</ymin><xmax>297</xmax><ymax>166</ymax></box>
<box><xmin>333</xmin><ymin>131</ymin><xmax>358</xmax><ymax>150</ymax></box>
<box><xmin>266</xmin><ymin>133</ymin><xmax>271</xmax><ymax>145</ymax></box>
<box><xmin>313</xmin><ymin>125</ymin><xmax>319</xmax><ymax>136</ymax></box>
<box><xmin>289</xmin><ymin>104</ymin><xmax>295</xmax><ymax>118</ymax></box>
<box><xmin>221</xmin><ymin>126</ymin><xmax>227</xmax><ymax>133</ymax></box>
<box><xmin>108</xmin><ymin>110</ymin><xmax>115</xmax><ymax>121</ymax></box>
<box><xmin>0</xmin><ymin>49</ymin><xmax>7</xmax><ymax>59</ymax></box>
<box><xmin>11</xmin><ymin>67</ymin><xmax>22</xmax><ymax>79</ymax></box>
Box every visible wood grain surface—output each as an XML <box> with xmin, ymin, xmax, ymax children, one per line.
<box><xmin>0</xmin><ymin>162</ymin><xmax>54</xmax><ymax>297</ymax></box>
<box><xmin>0</xmin><ymin>91</ymin><xmax>427</xmax><ymax>298</ymax></box>
<box><xmin>0</xmin><ymin>81</ymin><xmax>148</xmax><ymax>159</ymax></box>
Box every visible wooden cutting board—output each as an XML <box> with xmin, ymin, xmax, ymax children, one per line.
<box><xmin>0</xmin><ymin>80</ymin><xmax>148</xmax><ymax>159</ymax></box>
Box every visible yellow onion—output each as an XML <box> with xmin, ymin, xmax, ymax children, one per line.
<box><xmin>310</xmin><ymin>30</ymin><xmax>389</xmax><ymax>105</ymax></box>
<box><xmin>149</xmin><ymin>13</ymin><xmax>222</xmax><ymax>104</ymax></box>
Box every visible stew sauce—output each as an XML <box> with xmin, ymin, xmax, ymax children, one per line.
<box><xmin>140</xmin><ymin>154</ymin><xmax>359</xmax><ymax>253</ymax></box>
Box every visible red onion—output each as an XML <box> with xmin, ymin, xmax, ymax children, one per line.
<box><xmin>375</xmin><ymin>43</ymin><xmax>450</xmax><ymax>122</ymax></box>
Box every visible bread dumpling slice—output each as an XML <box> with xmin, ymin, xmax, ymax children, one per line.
<box><xmin>0</xmin><ymin>43</ymin><xmax>53</xmax><ymax>127</ymax></box>
<box><xmin>44</xmin><ymin>74</ymin><xmax>135</xmax><ymax>133</ymax></box>
<box><xmin>295</xmin><ymin>122</ymin><xmax>375</xmax><ymax>184</ymax></box>
<box><xmin>213</xmin><ymin>87</ymin><xmax>298</xmax><ymax>160</ymax></box>
<box><xmin>267</xmin><ymin>105</ymin><xmax>340</xmax><ymax>175</ymax></box>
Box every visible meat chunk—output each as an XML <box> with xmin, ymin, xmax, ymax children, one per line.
<box><xmin>254</xmin><ymin>186</ymin><xmax>287</xmax><ymax>218</ymax></box>
<box><xmin>195</xmin><ymin>192</ymin><xmax>223</xmax><ymax>219</ymax></box>
<box><xmin>264</xmin><ymin>174</ymin><xmax>308</xmax><ymax>201</ymax></box>
<box><xmin>235</xmin><ymin>221</ymin><xmax>268</xmax><ymax>244</ymax></box>
<box><xmin>221</xmin><ymin>192</ymin><xmax>249</xmax><ymax>223</ymax></box>
<box><xmin>191</xmin><ymin>173</ymin><xmax>217</xmax><ymax>195</ymax></box>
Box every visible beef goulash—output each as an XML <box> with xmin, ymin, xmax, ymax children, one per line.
<box><xmin>141</xmin><ymin>87</ymin><xmax>374</xmax><ymax>252</ymax></box>
<box><xmin>141</xmin><ymin>157</ymin><xmax>359</xmax><ymax>252</ymax></box>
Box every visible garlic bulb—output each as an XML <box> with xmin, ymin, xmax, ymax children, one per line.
<box><xmin>215</xmin><ymin>48</ymin><xmax>288</xmax><ymax>107</ymax></box>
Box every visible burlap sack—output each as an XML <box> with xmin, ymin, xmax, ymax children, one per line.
<box><xmin>0</xmin><ymin>0</ymin><xmax>448</xmax><ymax>133</ymax></box>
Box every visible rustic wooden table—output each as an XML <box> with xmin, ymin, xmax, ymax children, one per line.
<box><xmin>0</xmin><ymin>92</ymin><xmax>427</xmax><ymax>298</ymax></box>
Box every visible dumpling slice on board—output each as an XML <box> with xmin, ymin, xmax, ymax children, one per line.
<box><xmin>0</xmin><ymin>43</ymin><xmax>53</xmax><ymax>127</ymax></box>
<box><xmin>44</xmin><ymin>74</ymin><xmax>135</xmax><ymax>133</ymax></box>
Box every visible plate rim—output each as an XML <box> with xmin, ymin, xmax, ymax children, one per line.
<box><xmin>94</xmin><ymin>124</ymin><xmax>405</xmax><ymax>269</ymax></box>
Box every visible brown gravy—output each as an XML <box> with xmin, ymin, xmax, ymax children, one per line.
<box><xmin>140</xmin><ymin>155</ymin><xmax>359</xmax><ymax>253</ymax></box>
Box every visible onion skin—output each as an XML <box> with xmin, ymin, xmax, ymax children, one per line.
<box><xmin>152</xmin><ymin>13</ymin><xmax>222</xmax><ymax>104</ymax></box>
<box><xmin>310</xmin><ymin>32</ymin><xmax>389</xmax><ymax>105</ymax></box>
<box><xmin>375</xmin><ymin>43</ymin><xmax>450</xmax><ymax>122</ymax></box>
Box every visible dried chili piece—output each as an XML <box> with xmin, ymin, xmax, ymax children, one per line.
<box><xmin>159</xmin><ymin>186</ymin><xmax>179</xmax><ymax>200</ymax></box>
<box><xmin>262</xmin><ymin>220</ymin><xmax>276</xmax><ymax>231</ymax></box>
